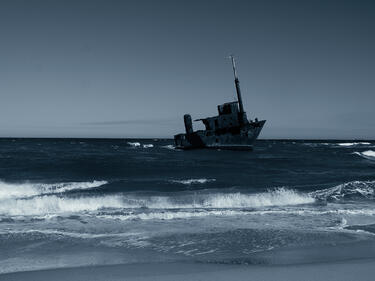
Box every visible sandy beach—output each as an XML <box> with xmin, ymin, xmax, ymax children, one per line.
<box><xmin>1</xmin><ymin>259</ymin><xmax>375</xmax><ymax>281</ymax></box>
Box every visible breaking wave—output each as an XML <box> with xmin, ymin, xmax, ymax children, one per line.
<box><xmin>0</xmin><ymin>195</ymin><xmax>123</xmax><ymax>216</ymax></box>
<box><xmin>0</xmin><ymin>180</ymin><xmax>107</xmax><ymax>200</ymax></box>
<box><xmin>0</xmin><ymin>188</ymin><xmax>314</xmax><ymax>217</ymax></box>
<box><xmin>310</xmin><ymin>180</ymin><xmax>375</xmax><ymax>201</ymax></box>
<box><xmin>353</xmin><ymin>150</ymin><xmax>375</xmax><ymax>161</ymax></box>
<box><xmin>2</xmin><ymin>180</ymin><xmax>374</xmax><ymax>218</ymax></box>
<box><xmin>201</xmin><ymin>188</ymin><xmax>314</xmax><ymax>208</ymax></box>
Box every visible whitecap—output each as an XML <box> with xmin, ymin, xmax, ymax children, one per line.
<box><xmin>161</xmin><ymin>144</ymin><xmax>178</xmax><ymax>150</ymax></box>
<box><xmin>169</xmin><ymin>178</ymin><xmax>216</xmax><ymax>185</ymax></box>
<box><xmin>337</xmin><ymin>142</ymin><xmax>371</xmax><ymax>147</ymax></box>
<box><xmin>142</xmin><ymin>144</ymin><xmax>154</xmax><ymax>148</ymax></box>
<box><xmin>127</xmin><ymin>142</ymin><xmax>141</xmax><ymax>147</ymax></box>
<box><xmin>354</xmin><ymin>150</ymin><xmax>375</xmax><ymax>161</ymax></box>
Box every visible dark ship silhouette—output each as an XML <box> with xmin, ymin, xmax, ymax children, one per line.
<box><xmin>174</xmin><ymin>56</ymin><xmax>265</xmax><ymax>150</ymax></box>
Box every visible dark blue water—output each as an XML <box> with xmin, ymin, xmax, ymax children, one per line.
<box><xmin>0</xmin><ymin>139</ymin><xmax>375</xmax><ymax>273</ymax></box>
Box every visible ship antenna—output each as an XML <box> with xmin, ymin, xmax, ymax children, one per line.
<box><xmin>228</xmin><ymin>55</ymin><xmax>245</xmax><ymax>115</ymax></box>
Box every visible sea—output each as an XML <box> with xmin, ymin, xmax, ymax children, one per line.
<box><xmin>0</xmin><ymin>138</ymin><xmax>375</xmax><ymax>273</ymax></box>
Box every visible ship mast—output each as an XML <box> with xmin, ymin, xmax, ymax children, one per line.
<box><xmin>229</xmin><ymin>55</ymin><xmax>245</xmax><ymax>114</ymax></box>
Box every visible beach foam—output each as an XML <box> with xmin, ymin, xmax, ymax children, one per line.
<box><xmin>99</xmin><ymin>210</ymin><xmax>245</xmax><ymax>221</ymax></box>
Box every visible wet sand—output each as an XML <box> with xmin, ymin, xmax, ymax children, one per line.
<box><xmin>1</xmin><ymin>259</ymin><xmax>375</xmax><ymax>281</ymax></box>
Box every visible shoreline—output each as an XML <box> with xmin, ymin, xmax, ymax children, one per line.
<box><xmin>1</xmin><ymin>259</ymin><xmax>375</xmax><ymax>281</ymax></box>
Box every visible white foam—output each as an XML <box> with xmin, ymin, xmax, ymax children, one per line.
<box><xmin>302</xmin><ymin>142</ymin><xmax>330</xmax><ymax>147</ymax></box>
<box><xmin>102</xmin><ymin>207</ymin><xmax>375</xmax><ymax>221</ymax></box>
<box><xmin>310</xmin><ymin>180</ymin><xmax>375</xmax><ymax>200</ymax></box>
<box><xmin>362</xmin><ymin>150</ymin><xmax>375</xmax><ymax>157</ymax></box>
<box><xmin>127</xmin><ymin>142</ymin><xmax>141</xmax><ymax>147</ymax></box>
<box><xmin>338</xmin><ymin>142</ymin><xmax>371</xmax><ymax>147</ymax></box>
<box><xmin>142</xmin><ymin>144</ymin><xmax>154</xmax><ymax>148</ymax></box>
<box><xmin>0</xmin><ymin>228</ymin><xmax>142</xmax><ymax>239</ymax></box>
<box><xmin>170</xmin><ymin>178</ymin><xmax>216</xmax><ymax>185</ymax></box>
<box><xmin>122</xmin><ymin>188</ymin><xmax>314</xmax><ymax>209</ymax></box>
<box><xmin>0</xmin><ymin>195</ymin><xmax>123</xmax><ymax>216</ymax></box>
<box><xmin>99</xmin><ymin>210</ymin><xmax>244</xmax><ymax>221</ymax></box>
<box><xmin>354</xmin><ymin>150</ymin><xmax>375</xmax><ymax>160</ymax></box>
<box><xmin>0</xmin><ymin>187</ymin><xmax>315</xmax><ymax>217</ymax></box>
<box><xmin>161</xmin><ymin>144</ymin><xmax>177</xmax><ymax>150</ymax></box>
<box><xmin>0</xmin><ymin>180</ymin><xmax>107</xmax><ymax>200</ymax></box>
<box><xmin>248</xmin><ymin>208</ymin><xmax>375</xmax><ymax>216</ymax></box>
<box><xmin>202</xmin><ymin>188</ymin><xmax>314</xmax><ymax>208</ymax></box>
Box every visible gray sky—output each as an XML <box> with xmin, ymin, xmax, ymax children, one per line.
<box><xmin>0</xmin><ymin>0</ymin><xmax>374</xmax><ymax>139</ymax></box>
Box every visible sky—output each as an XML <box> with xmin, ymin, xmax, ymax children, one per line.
<box><xmin>0</xmin><ymin>0</ymin><xmax>374</xmax><ymax>139</ymax></box>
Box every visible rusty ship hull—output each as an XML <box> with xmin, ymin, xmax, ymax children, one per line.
<box><xmin>174</xmin><ymin>120</ymin><xmax>265</xmax><ymax>150</ymax></box>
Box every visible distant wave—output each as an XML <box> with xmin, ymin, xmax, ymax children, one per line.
<box><xmin>169</xmin><ymin>178</ymin><xmax>216</xmax><ymax>185</ymax></box>
<box><xmin>302</xmin><ymin>142</ymin><xmax>371</xmax><ymax>148</ymax></box>
<box><xmin>142</xmin><ymin>144</ymin><xmax>154</xmax><ymax>148</ymax></box>
<box><xmin>0</xmin><ymin>180</ymin><xmax>107</xmax><ymax>200</ymax></box>
<box><xmin>338</xmin><ymin>142</ymin><xmax>371</xmax><ymax>147</ymax></box>
<box><xmin>353</xmin><ymin>150</ymin><xmax>375</xmax><ymax>161</ymax></box>
<box><xmin>127</xmin><ymin>142</ymin><xmax>154</xmax><ymax>148</ymax></box>
<box><xmin>302</xmin><ymin>142</ymin><xmax>330</xmax><ymax>147</ymax></box>
<box><xmin>310</xmin><ymin>180</ymin><xmax>375</xmax><ymax>201</ymax></box>
<box><xmin>161</xmin><ymin>144</ymin><xmax>177</xmax><ymax>150</ymax></box>
<box><xmin>127</xmin><ymin>142</ymin><xmax>141</xmax><ymax>147</ymax></box>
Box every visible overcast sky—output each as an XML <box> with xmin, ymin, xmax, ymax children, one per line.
<box><xmin>0</xmin><ymin>0</ymin><xmax>374</xmax><ymax>139</ymax></box>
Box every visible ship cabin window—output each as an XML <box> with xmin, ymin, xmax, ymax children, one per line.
<box><xmin>214</xmin><ymin>119</ymin><xmax>219</xmax><ymax>129</ymax></box>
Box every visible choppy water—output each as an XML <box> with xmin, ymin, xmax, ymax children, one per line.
<box><xmin>0</xmin><ymin>138</ymin><xmax>375</xmax><ymax>273</ymax></box>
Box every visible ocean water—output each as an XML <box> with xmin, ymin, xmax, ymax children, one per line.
<box><xmin>0</xmin><ymin>138</ymin><xmax>375</xmax><ymax>273</ymax></box>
